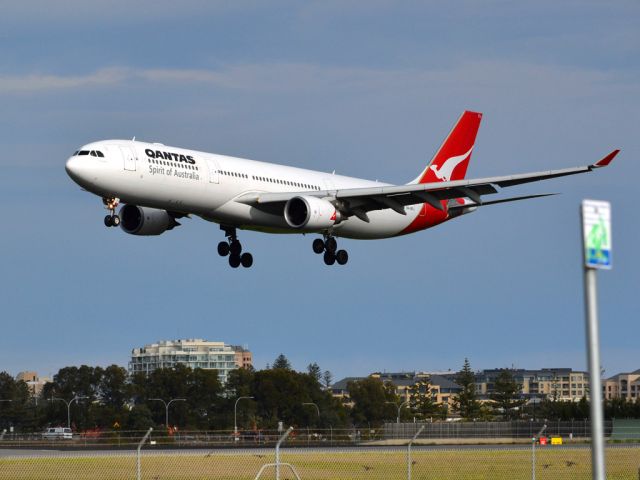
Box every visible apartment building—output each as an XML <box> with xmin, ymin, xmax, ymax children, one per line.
<box><xmin>129</xmin><ymin>339</ymin><xmax>252</xmax><ymax>383</ymax></box>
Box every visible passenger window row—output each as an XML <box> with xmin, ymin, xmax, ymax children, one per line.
<box><xmin>252</xmin><ymin>174</ymin><xmax>320</xmax><ymax>191</ymax></box>
<box><xmin>220</xmin><ymin>170</ymin><xmax>248</xmax><ymax>179</ymax></box>
<box><xmin>219</xmin><ymin>169</ymin><xmax>320</xmax><ymax>190</ymax></box>
<box><xmin>73</xmin><ymin>150</ymin><xmax>104</xmax><ymax>157</ymax></box>
<box><xmin>149</xmin><ymin>158</ymin><xmax>199</xmax><ymax>170</ymax></box>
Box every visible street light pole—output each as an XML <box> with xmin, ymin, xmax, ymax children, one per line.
<box><xmin>50</xmin><ymin>396</ymin><xmax>86</xmax><ymax>429</ymax></box>
<box><xmin>302</xmin><ymin>402</ymin><xmax>320</xmax><ymax>420</ymax></box>
<box><xmin>397</xmin><ymin>400</ymin><xmax>410</xmax><ymax>424</ymax></box>
<box><xmin>150</xmin><ymin>398</ymin><xmax>186</xmax><ymax>428</ymax></box>
<box><xmin>234</xmin><ymin>396</ymin><xmax>254</xmax><ymax>439</ymax></box>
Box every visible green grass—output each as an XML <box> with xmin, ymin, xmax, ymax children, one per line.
<box><xmin>1</xmin><ymin>447</ymin><xmax>639</xmax><ymax>479</ymax></box>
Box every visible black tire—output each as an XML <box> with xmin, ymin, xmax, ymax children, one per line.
<box><xmin>229</xmin><ymin>254</ymin><xmax>241</xmax><ymax>268</ymax></box>
<box><xmin>240</xmin><ymin>252</ymin><xmax>253</xmax><ymax>268</ymax></box>
<box><xmin>111</xmin><ymin>215</ymin><xmax>121</xmax><ymax>227</ymax></box>
<box><xmin>325</xmin><ymin>237</ymin><xmax>337</xmax><ymax>253</ymax></box>
<box><xmin>104</xmin><ymin>215</ymin><xmax>113</xmax><ymax>227</ymax></box>
<box><xmin>230</xmin><ymin>240</ymin><xmax>242</xmax><ymax>256</ymax></box>
<box><xmin>323</xmin><ymin>251</ymin><xmax>336</xmax><ymax>266</ymax></box>
<box><xmin>312</xmin><ymin>239</ymin><xmax>325</xmax><ymax>254</ymax></box>
<box><xmin>336</xmin><ymin>249</ymin><xmax>349</xmax><ymax>265</ymax></box>
<box><xmin>217</xmin><ymin>241</ymin><xmax>230</xmax><ymax>257</ymax></box>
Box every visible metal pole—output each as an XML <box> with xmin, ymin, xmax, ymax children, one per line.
<box><xmin>398</xmin><ymin>400</ymin><xmax>409</xmax><ymax>424</ymax></box>
<box><xmin>276</xmin><ymin>426</ymin><xmax>293</xmax><ymax>480</ymax></box>
<box><xmin>584</xmin><ymin>267</ymin><xmax>606</xmax><ymax>480</ymax></box>
<box><xmin>532</xmin><ymin>424</ymin><xmax>546</xmax><ymax>480</ymax></box>
<box><xmin>136</xmin><ymin>427</ymin><xmax>153</xmax><ymax>480</ymax></box>
<box><xmin>407</xmin><ymin>425</ymin><xmax>425</xmax><ymax>480</ymax></box>
<box><xmin>234</xmin><ymin>396</ymin><xmax>254</xmax><ymax>440</ymax></box>
<box><xmin>302</xmin><ymin>402</ymin><xmax>320</xmax><ymax>419</ymax></box>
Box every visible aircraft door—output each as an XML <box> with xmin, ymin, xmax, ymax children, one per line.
<box><xmin>120</xmin><ymin>146</ymin><xmax>136</xmax><ymax>171</ymax></box>
<box><xmin>206</xmin><ymin>159</ymin><xmax>219</xmax><ymax>184</ymax></box>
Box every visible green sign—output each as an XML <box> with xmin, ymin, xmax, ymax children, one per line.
<box><xmin>582</xmin><ymin>200</ymin><xmax>612</xmax><ymax>269</ymax></box>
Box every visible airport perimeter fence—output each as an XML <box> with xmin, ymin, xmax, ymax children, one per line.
<box><xmin>383</xmin><ymin>419</ymin><xmax>615</xmax><ymax>440</ymax></box>
<box><xmin>0</xmin><ymin>421</ymin><xmax>638</xmax><ymax>448</ymax></box>
<box><xmin>1</xmin><ymin>442</ymin><xmax>640</xmax><ymax>479</ymax></box>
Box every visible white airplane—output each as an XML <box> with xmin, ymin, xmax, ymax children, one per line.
<box><xmin>65</xmin><ymin>111</ymin><xmax>618</xmax><ymax>268</ymax></box>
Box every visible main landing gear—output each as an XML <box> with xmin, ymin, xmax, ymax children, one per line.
<box><xmin>217</xmin><ymin>226</ymin><xmax>253</xmax><ymax>269</ymax></box>
<box><xmin>103</xmin><ymin>197</ymin><xmax>120</xmax><ymax>227</ymax></box>
<box><xmin>313</xmin><ymin>235</ymin><xmax>348</xmax><ymax>266</ymax></box>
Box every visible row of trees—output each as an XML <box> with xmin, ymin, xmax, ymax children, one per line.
<box><xmin>2</xmin><ymin>357</ymin><xmax>639</xmax><ymax>432</ymax></box>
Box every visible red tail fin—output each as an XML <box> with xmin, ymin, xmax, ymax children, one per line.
<box><xmin>412</xmin><ymin>111</ymin><xmax>482</xmax><ymax>184</ymax></box>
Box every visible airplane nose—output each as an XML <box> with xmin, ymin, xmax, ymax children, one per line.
<box><xmin>65</xmin><ymin>155</ymin><xmax>92</xmax><ymax>185</ymax></box>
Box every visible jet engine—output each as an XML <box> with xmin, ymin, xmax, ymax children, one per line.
<box><xmin>119</xmin><ymin>205</ymin><xmax>179</xmax><ymax>236</ymax></box>
<box><xmin>284</xmin><ymin>196</ymin><xmax>340</xmax><ymax>230</ymax></box>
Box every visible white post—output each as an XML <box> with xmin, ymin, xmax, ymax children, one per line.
<box><xmin>584</xmin><ymin>268</ymin><xmax>606</xmax><ymax>480</ymax></box>
<box><xmin>407</xmin><ymin>425</ymin><xmax>425</xmax><ymax>480</ymax></box>
<box><xmin>275</xmin><ymin>427</ymin><xmax>293</xmax><ymax>480</ymax></box>
<box><xmin>136</xmin><ymin>427</ymin><xmax>153</xmax><ymax>480</ymax></box>
<box><xmin>532</xmin><ymin>424</ymin><xmax>546</xmax><ymax>480</ymax></box>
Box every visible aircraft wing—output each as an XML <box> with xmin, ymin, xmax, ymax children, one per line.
<box><xmin>235</xmin><ymin>150</ymin><xmax>618</xmax><ymax>222</ymax></box>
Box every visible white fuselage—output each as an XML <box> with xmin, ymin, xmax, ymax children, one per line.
<box><xmin>65</xmin><ymin>140</ymin><xmax>446</xmax><ymax>239</ymax></box>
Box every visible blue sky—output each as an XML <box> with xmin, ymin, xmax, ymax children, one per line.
<box><xmin>1</xmin><ymin>1</ymin><xmax>638</xmax><ymax>382</ymax></box>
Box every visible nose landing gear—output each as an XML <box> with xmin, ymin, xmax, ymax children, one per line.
<box><xmin>102</xmin><ymin>197</ymin><xmax>120</xmax><ymax>227</ymax></box>
<box><xmin>313</xmin><ymin>235</ymin><xmax>348</xmax><ymax>266</ymax></box>
<box><xmin>217</xmin><ymin>226</ymin><xmax>254</xmax><ymax>268</ymax></box>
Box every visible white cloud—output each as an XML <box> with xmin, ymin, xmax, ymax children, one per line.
<box><xmin>0</xmin><ymin>68</ymin><xmax>129</xmax><ymax>92</ymax></box>
<box><xmin>0</xmin><ymin>61</ymin><xmax>634</xmax><ymax>97</ymax></box>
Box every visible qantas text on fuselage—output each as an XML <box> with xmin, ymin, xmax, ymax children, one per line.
<box><xmin>65</xmin><ymin>111</ymin><xmax>619</xmax><ymax>268</ymax></box>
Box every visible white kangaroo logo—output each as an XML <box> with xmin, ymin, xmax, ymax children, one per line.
<box><xmin>429</xmin><ymin>146</ymin><xmax>473</xmax><ymax>181</ymax></box>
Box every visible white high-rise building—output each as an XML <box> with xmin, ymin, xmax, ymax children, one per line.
<box><xmin>129</xmin><ymin>339</ymin><xmax>252</xmax><ymax>383</ymax></box>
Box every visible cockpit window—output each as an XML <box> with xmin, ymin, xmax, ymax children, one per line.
<box><xmin>90</xmin><ymin>151</ymin><xmax>97</xmax><ymax>157</ymax></box>
<box><xmin>78</xmin><ymin>150</ymin><xmax>89</xmax><ymax>156</ymax></box>
<box><xmin>72</xmin><ymin>151</ymin><xmax>79</xmax><ymax>156</ymax></box>
<box><xmin>96</xmin><ymin>151</ymin><xmax>104</xmax><ymax>157</ymax></box>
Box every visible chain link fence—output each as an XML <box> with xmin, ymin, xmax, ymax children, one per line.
<box><xmin>1</xmin><ymin>429</ymin><xmax>639</xmax><ymax>479</ymax></box>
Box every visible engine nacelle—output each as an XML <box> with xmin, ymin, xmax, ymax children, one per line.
<box><xmin>119</xmin><ymin>205</ymin><xmax>178</xmax><ymax>236</ymax></box>
<box><xmin>284</xmin><ymin>196</ymin><xmax>339</xmax><ymax>230</ymax></box>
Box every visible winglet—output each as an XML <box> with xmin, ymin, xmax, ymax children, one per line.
<box><xmin>593</xmin><ymin>149</ymin><xmax>620</xmax><ymax>168</ymax></box>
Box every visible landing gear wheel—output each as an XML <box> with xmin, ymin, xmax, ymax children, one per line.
<box><xmin>336</xmin><ymin>249</ymin><xmax>349</xmax><ymax>265</ymax></box>
<box><xmin>240</xmin><ymin>252</ymin><xmax>253</xmax><ymax>268</ymax></box>
<box><xmin>104</xmin><ymin>215</ymin><xmax>113</xmax><ymax>227</ymax></box>
<box><xmin>312</xmin><ymin>239</ymin><xmax>325</xmax><ymax>254</ymax></box>
<box><xmin>111</xmin><ymin>215</ymin><xmax>120</xmax><ymax>227</ymax></box>
<box><xmin>230</xmin><ymin>240</ymin><xmax>242</xmax><ymax>256</ymax></box>
<box><xmin>229</xmin><ymin>254</ymin><xmax>241</xmax><ymax>268</ymax></box>
<box><xmin>217</xmin><ymin>241</ymin><xmax>230</xmax><ymax>257</ymax></box>
<box><xmin>325</xmin><ymin>237</ymin><xmax>337</xmax><ymax>253</ymax></box>
<box><xmin>323</xmin><ymin>251</ymin><xmax>336</xmax><ymax>266</ymax></box>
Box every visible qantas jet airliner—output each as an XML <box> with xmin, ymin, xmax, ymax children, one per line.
<box><xmin>65</xmin><ymin>111</ymin><xmax>618</xmax><ymax>268</ymax></box>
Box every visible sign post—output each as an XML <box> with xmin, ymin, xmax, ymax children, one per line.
<box><xmin>581</xmin><ymin>199</ymin><xmax>611</xmax><ymax>480</ymax></box>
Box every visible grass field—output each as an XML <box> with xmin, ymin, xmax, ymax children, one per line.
<box><xmin>1</xmin><ymin>447</ymin><xmax>638</xmax><ymax>479</ymax></box>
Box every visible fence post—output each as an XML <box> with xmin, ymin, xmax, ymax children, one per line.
<box><xmin>275</xmin><ymin>427</ymin><xmax>293</xmax><ymax>480</ymax></box>
<box><xmin>407</xmin><ymin>425</ymin><xmax>425</xmax><ymax>480</ymax></box>
<box><xmin>531</xmin><ymin>424</ymin><xmax>547</xmax><ymax>480</ymax></box>
<box><xmin>137</xmin><ymin>428</ymin><xmax>153</xmax><ymax>480</ymax></box>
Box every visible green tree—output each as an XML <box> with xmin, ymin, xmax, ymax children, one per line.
<box><xmin>348</xmin><ymin>377</ymin><xmax>398</xmax><ymax>426</ymax></box>
<box><xmin>409</xmin><ymin>379</ymin><xmax>442</xmax><ymax>420</ymax></box>
<box><xmin>490</xmin><ymin>370</ymin><xmax>526</xmax><ymax>420</ymax></box>
<box><xmin>272</xmin><ymin>354</ymin><xmax>292</xmax><ymax>370</ymax></box>
<box><xmin>452</xmin><ymin>358</ymin><xmax>482</xmax><ymax>420</ymax></box>
<box><xmin>0</xmin><ymin>372</ymin><xmax>33</xmax><ymax>431</ymax></box>
<box><xmin>307</xmin><ymin>363</ymin><xmax>322</xmax><ymax>383</ymax></box>
<box><xmin>322</xmin><ymin>370</ymin><xmax>333</xmax><ymax>389</ymax></box>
